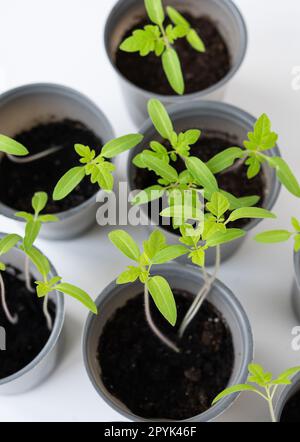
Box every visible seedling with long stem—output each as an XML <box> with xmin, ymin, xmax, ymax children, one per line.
<box><xmin>212</xmin><ymin>363</ymin><xmax>300</xmax><ymax>422</ymax></box>
<box><xmin>120</xmin><ymin>0</ymin><xmax>205</xmax><ymax>95</ymax></box>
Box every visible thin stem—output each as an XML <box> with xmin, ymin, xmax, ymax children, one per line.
<box><xmin>179</xmin><ymin>245</ymin><xmax>221</xmax><ymax>338</ymax></box>
<box><xmin>144</xmin><ymin>285</ymin><xmax>179</xmax><ymax>353</ymax></box>
<box><xmin>7</xmin><ymin>145</ymin><xmax>62</xmax><ymax>164</ymax></box>
<box><xmin>266</xmin><ymin>387</ymin><xmax>277</xmax><ymax>423</ymax></box>
<box><xmin>0</xmin><ymin>272</ymin><xmax>18</xmax><ymax>325</ymax></box>
<box><xmin>24</xmin><ymin>256</ymin><xmax>34</xmax><ymax>293</ymax></box>
<box><xmin>43</xmin><ymin>295</ymin><xmax>53</xmax><ymax>331</ymax></box>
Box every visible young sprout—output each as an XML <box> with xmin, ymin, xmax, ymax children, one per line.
<box><xmin>0</xmin><ymin>134</ymin><xmax>28</xmax><ymax>157</ymax></box>
<box><xmin>16</xmin><ymin>192</ymin><xmax>59</xmax><ymax>292</ymax></box>
<box><xmin>21</xmin><ymin>244</ymin><xmax>97</xmax><ymax>330</ymax></box>
<box><xmin>212</xmin><ymin>363</ymin><xmax>300</xmax><ymax>422</ymax></box>
<box><xmin>0</xmin><ymin>234</ymin><xmax>22</xmax><ymax>324</ymax></box>
<box><xmin>255</xmin><ymin>217</ymin><xmax>300</xmax><ymax>252</ymax></box>
<box><xmin>109</xmin><ymin>229</ymin><xmax>187</xmax><ymax>353</ymax></box>
<box><xmin>120</xmin><ymin>0</ymin><xmax>205</xmax><ymax>95</ymax></box>
<box><xmin>53</xmin><ymin>134</ymin><xmax>143</xmax><ymax>201</ymax></box>
<box><xmin>207</xmin><ymin>114</ymin><xmax>300</xmax><ymax>197</ymax></box>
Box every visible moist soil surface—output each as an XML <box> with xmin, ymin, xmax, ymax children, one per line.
<box><xmin>98</xmin><ymin>289</ymin><xmax>234</xmax><ymax>420</ymax></box>
<box><xmin>133</xmin><ymin>133</ymin><xmax>266</xmax><ymax>232</ymax></box>
<box><xmin>116</xmin><ymin>13</ymin><xmax>231</xmax><ymax>95</ymax></box>
<box><xmin>280</xmin><ymin>390</ymin><xmax>300</xmax><ymax>422</ymax></box>
<box><xmin>0</xmin><ymin>119</ymin><xmax>103</xmax><ymax>213</ymax></box>
<box><xmin>0</xmin><ymin>266</ymin><xmax>56</xmax><ymax>379</ymax></box>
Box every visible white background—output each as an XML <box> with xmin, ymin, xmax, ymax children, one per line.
<box><xmin>0</xmin><ymin>0</ymin><xmax>300</xmax><ymax>422</ymax></box>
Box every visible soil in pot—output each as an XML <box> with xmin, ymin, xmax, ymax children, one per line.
<box><xmin>0</xmin><ymin>119</ymin><xmax>103</xmax><ymax>214</ymax></box>
<box><xmin>115</xmin><ymin>13</ymin><xmax>231</xmax><ymax>95</ymax></box>
<box><xmin>0</xmin><ymin>266</ymin><xmax>55</xmax><ymax>379</ymax></box>
<box><xmin>133</xmin><ymin>132</ymin><xmax>266</xmax><ymax>232</ymax></box>
<box><xmin>280</xmin><ymin>390</ymin><xmax>300</xmax><ymax>422</ymax></box>
<box><xmin>98</xmin><ymin>289</ymin><xmax>234</xmax><ymax>420</ymax></box>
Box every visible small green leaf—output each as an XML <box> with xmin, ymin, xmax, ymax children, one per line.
<box><xmin>152</xmin><ymin>245</ymin><xmax>188</xmax><ymax>264</ymax></box>
<box><xmin>292</xmin><ymin>217</ymin><xmax>300</xmax><ymax>232</ymax></box>
<box><xmin>53</xmin><ymin>167</ymin><xmax>86</xmax><ymax>200</ymax></box>
<box><xmin>147</xmin><ymin>276</ymin><xmax>177</xmax><ymax>326</ymax></box>
<box><xmin>254</xmin><ymin>230</ymin><xmax>293</xmax><ymax>244</ymax></box>
<box><xmin>0</xmin><ymin>234</ymin><xmax>22</xmax><ymax>256</ymax></box>
<box><xmin>15</xmin><ymin>211</ymin><xmax>34</xmax><ymax>222</ymax></box>
<box><xmin>32</xmin><ymin>192</ymin><xmax>48</xmax><ymax>215</ymax></box>
<box><xmin>295</xmin><ymin>235</ymin><xmax>300</xmax><ymax>253</ymax></box>
<box><xmin>162</xmin><ymin>48</ymin><xmax>184</xmax><ymax>95</ymax></box>
<box><xmin>186</xmin><ymin>156</ymin><xmax>219</xmax><ymax>196</ymax></box>
<box><xmin>38</xmin><ymin>214</ymin><xmax>59</xmax><ymax>223</ymax></box>
<box><xmin>0</xmin><ymin>134</ymin><xmax>28</xmax><ymax>156</ymax></box>
<box><xmin>212</xmin><ymin>385</ymin><xmax>259</xmax><ymax>406</ymax></box>
<box><xmin>24</xmin><ymin>220</ymin><xmax>42</xmax><ymax>250</ymax></box>
<box><xmin>131</xmin><ymin>186</ymin><xmax>164</xmax><ymax>205</ymax></box>
<box><xmin>142</xmin><ymin>151</ymin><xmax>178</xmax><ymax>182</ymax></box>
<box><xmin>116</xmin><ymin>267</ymin><xmax>141</xmax><ymax>284</ymax></box>
<box><xmin>145</xmin><ymin>0</ymin><xmax>165</xmax><ymax>25</ymax></box>
<box><xmin>220</xmin><ymin>191</ymin><xmax>260</xmax><ymax>210</ymax></box>
<box><xmin>189</xmin><ymin>248</ymin><xmax>205</xmax><ymax>267</ymax></box>
<box><xmin>268</xmin><ymin>157</ymin><xmax>300</xmax><ymax>197</ymax></box>
<box><xmin>248</xmin><ymin>363</ymin><xmax>268</xmax><ymax>386</ymax></box>
<box><xmin>144</xmin><ymin>230</ymin><xmax>166</xmax><ymax>259</ymax></box>
<box><xmin>272</xmin><ymin>367</ymin><xmax>300</xmax><ymax>385</ymax></box>
<box><xmin>109</xmin><ymin>230</ymin><xmax>140</xmax><ymax>262</ymax></box>
<box><xmin>206</xmin><ymin>192</ymin><xmax>230</xmax><ymax>219</ymax></box>
<box><xmin>55</xmin><ymin>283</ymin><xmax>97</xmax><ymax>314</ymax></box>
<box><xmin>207</xmin><ymin>148</ymin><xmax>245</xmax><ymax>174</ymax></box>
<box><xmin>147</xmin><ymin>99</ymin><xmax>174</xmax><ymax>140</ymax></box>
<box><xmin>228</xmin><ymin>207</ymin><xmax>276</xmax><ymax>223</ymax></box>
<box><xmin>246</xmin><ymin>157</ymin><xmax>261</xmax><ymax>179</ymax></box>
<box><xmin>101</xmin><ymin>134</ymin><xmax>143</xmax><ymax>159</ymax></box>
<box><xmin>206</xmin><ymin>229</ymin><xmax>246</xmax><ymax>247</ymax></box>
<box><xmin>186</xmin><ymin>29</ymin><xmax>205</xmax><ymax>52</ymax></box>
<box><xmin>23</xmin><ymin>246</ymin><xmax>50</xmax><ymax>278</ymax></box>
<box><xmin>0</xmin><ymin>262</ymin><xmax>6</xmax><ymax>271</ymax></box>
<box><xmin>166</xmin><ymin>6</ymin><xmax>189</xmax><ymax>27</ymax></box>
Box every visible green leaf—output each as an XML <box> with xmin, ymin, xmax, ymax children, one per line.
<box><xmin>212</xmin><ymin>385</ymin><xmax>259</xmax><ymax>406</ymax></box>
<box><xmin>131</xmin><ymin>186</ymin><xmax>164</xmax><ymax>205</ymax></box>
<box><xmin>142</xmin><ymin>151</ymin><xmax>178</xmax><ymax>182</ymax></box>
<box><xmin>144</xmin><ymin>230</ymin><xmax>166</xmax><ymax>259</ymax></box>
<box><xmin>32</xmin><ymin>192</ymin><xmax>48</xmax><ymax>215</ymax></box>
<box><xmin>53</xmin><ymin>167</ymin><xmax>86</xmax><ymax>201</ymax></box>
<box><xmin>24</xmin><ymin>220</ymin><xmax>42</xmax><ymax>250</ymax></box>
<box><xmin>189</xmin><ymin>248</ymin><xmax>205</xmax><ymax>267</ymax></box>
<box><xmin>160</xmin><ymin>205</ymin><xmax>202</xmax><ymax>222</ymax></box>
<box><xmin>147</xmin><ymin>276</ymin><xmax>177</xmax><ymax>326</ymax></box>
<box><xmin>101</xmin><ymin>134</ymin><xmax>143</xmax><ymax>159</ymax></box>
<box><xmin>254</xmin><ymin>230</ymin><xmax>293</xmax><ymax>244</ymax></box>
<box><xmin>295</xmin><ymin>235</ymin><xmax>300</xmax><ymax>253</ymax></box>
<box><xmin>0</xmin><ymin>234</ymin><xmax>21</xmax><ymax>256</ymax></box>
<box><xmin>186</xmin><ymin>156</ymin><xmax>219</xmax><ymax>196</ymax></box>
<box><xmin>152</xmin><ymin>245</ymin><xmax>188</xmax><ymax>264</ymax></box>
<box><xmin>206</xmin><ymin>148</ymin><xmax>245</xmax><ymax>174</ymax></box>
<box><xmin>145</xmin><ymin>0</ymin><xmax>165</xmax><ymax>25</ymax></box>
<box><xmin>228</xmin><ymin>207</ymin><xmax>276</xmax><ymax>223</ymax></box>
<box><xmin>147</xmin><ymin>99</ymin><xmax>174</xmax><ymax>140</ymax></box>
<box><xmin>15</xmin><ymin>211</ymin><xmax>34</xmax><ymax>222</ymax></box>
<box><xmin>206</xmin><ymin>192</ymin><xmax>230</xmax><ymax>219</ymax></box>
<box><xmin>166</xmin><ymin>6</ymin><xmax>189</xmax><ymax>27</ymax></box>
<box><xmin>246</xmin><ymin>157</ymin><xmax>261</xmax><ymax>179</ymax></box>
<box><xmin>116</xmin><ymin>267</ymin><xmax>141</xmax><ymax>284</ymax></box>
<box><xmin>109</xmin><ymin>230</ymin><xmax>140</xmax><ymax>262</ymax></box>
<box><xmin>220</xmin><ymin>191</ymin><xmax>260</xmax><ymax>210</ymax></box>
<box><xmin>244</xmin><ymin>114</ymin><xmax>278</xmax><ymax>152</ymax></box>
<box><xmin>0</xmin><ymin>134</ymin><xmax>28</xmax><ymax>156</ymax></box>
<box><xmin>272</xmin><ymin>367</ymin><xmax>300</xmax><ymax>385</ymax></box>
<box><xmin>292</xmin><ymin>217</ymin><xmax>300</xmax><ymax>232</ymax></box>
<box><xmin>162</xmin><ymin>48</ymin><xmax>184</xmax><ymax>95</ymax></box>
<box><xmin>186</xmin><ymin>29</ymin><xmax>205</xmax><ymax>52</ymax></box>
<box><xmin>0</xmin><ymin>262</ymin><xmax>6</xmax><ymax>271</ymax></box>
<box><xmin>23</xmin><ymin>246</ymin><xmax>50</xmax><ymax>278</ymax></box>
<box><xmin>38</xmin><ymin>214</ymin><xmax>59</xmax><ymax>223</ymax></box>
<box><xmin>55</xmin><ymin>283</ymin><xmax>97</xmax><ymax>314</ymax></box>
<box><xmin>206</xmin><ymin>229</ymin><xmax>246</xmax><ymax>247</ymax></box>
<box><xmin>268</xmin><ymin>157</ymin><xmax>300</xmax><ymax>197</ymax></box>
<box><xmin>248</xmin><ymin>363</ymin><xmax>268</xmax><ymax>386</ymax></box>
<box><xmin>183</xmin><ymin>129</ymin><xmax>201</xmax><ymax>145</ymax></box>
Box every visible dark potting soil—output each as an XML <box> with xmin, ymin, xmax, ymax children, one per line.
<box><xmin>0</xmin><ymin>119</ymin><xmax>103</xmax><ymax>213</ymax></box>
<box><xmin>116</xmin><ymin>14</ymin><xmax>231</xmax><ymax>95</ymax></box>
<box><xmin>133</xmin><ymin>133</ymin><xmax>266</xmax><ymax>232</ymax></box>
<box><xmin>98</xmin><ymin>290</ymin><xmax>234</xmax><ymax>420</ymax></box>
<box><xmin>280</xmin><ymin>390</ymin><xmax>300</xmax><ymax>422</ymax></box>
<box><xmin>0</xmin><ymin>266</ymin><xmax>55</xmax><ymax>379</ymax></box>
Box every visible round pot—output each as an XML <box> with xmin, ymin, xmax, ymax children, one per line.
<box><xmin>0</xmin><ymin>83</ymin><xmax>115</xmax><ymax>240</ymax></box>
<box><xmin>0</xmin><ymin>233</ymin><xmax>65</xmax><ymax>394</ymax></box>
<box><xmin>275</xmin><ymin>372</ymin><xmax>300</xmax><ymax>422</ymax></box>
<box><xmin>83</xmin><ymin>262</ymin><xmax>253</xmax><ymax>422</ymax></box>
<box><xmin>104</xmin><ymin>0</ymin><xmax>248</xmax><ymax>127</ymax></box>
<box><xmin>292</xmin><ymin>251</ymin><xmax>300</xmax><ymax>320</ymax></box>
<box><xmin>127</xmin><ymin>101</ymin><xmax>281</xmax><ymax>267</ymax></box>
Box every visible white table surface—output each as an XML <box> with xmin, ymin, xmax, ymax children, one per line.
<box><xmin>0</xmin><ymin>0</ymin><xmax>300</xmax><ymax>422</ymax></box>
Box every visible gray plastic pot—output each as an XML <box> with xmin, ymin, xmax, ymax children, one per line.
<box><xmin>0</xmin><ymin>83</ymin><xmax>115</xmax><ymax>240</ymax></box>
<box><xmin>0</xmin><ymin>233</ymin><xmax>65</xmax><ymax>394</ymax></box>
<box><xmin>127</xmin><ymin>101</ymin><xmax>281</xmax><ymax>267</ymax></box>
<box><xmin>83</xmin><ymin>262</ymin><xmax>253</xmax><ymax>422</ymax></box>
<box><xmin>275</xmin><ymin>372</ymin><xmax>300</xmax><ymax>422</ymax></box>
<box><xmin>292</xmin><ymin>251</ymin><xmax>300</xmax><ymax>320</ymax></box>
<box><xmin>104</xmin><ymin>0</ymin><xmax>248</xmax><ymax>127</ymax></box>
